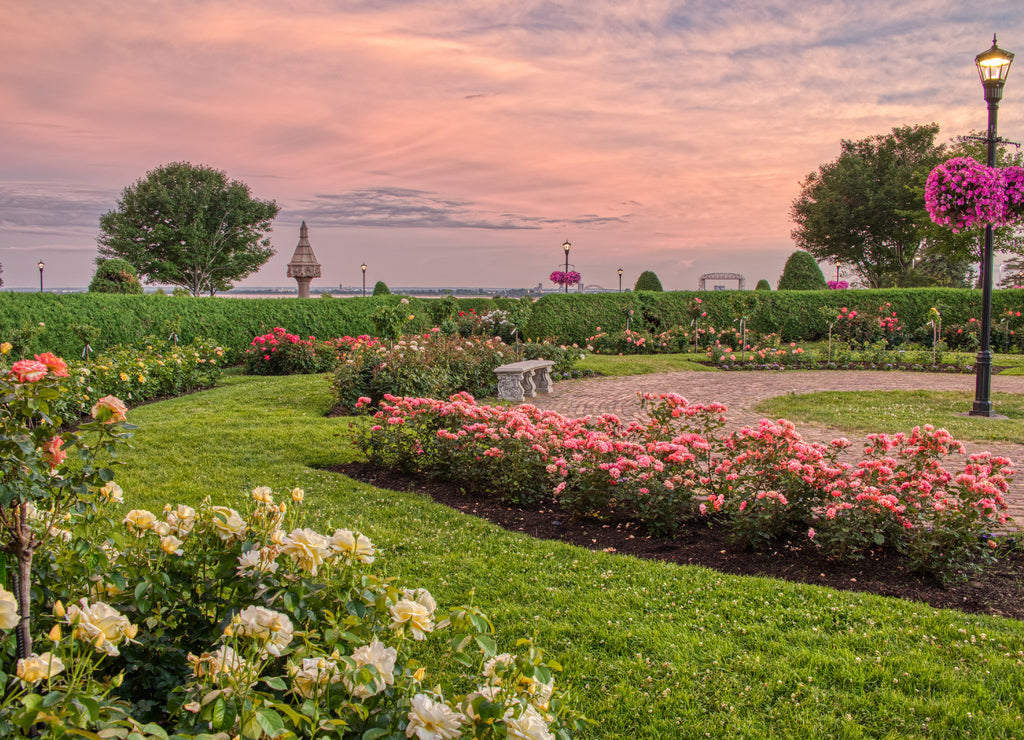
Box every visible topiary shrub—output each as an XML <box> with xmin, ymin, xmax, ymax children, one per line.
<box><xmin>88</xmin><ymin>258</ymin><xmax>144</xmax><ymax>294</ymax></box>
<box><xmin>778</xmin><ymin>251</ymin><xmax>827</xmax><ymax>290</ymax></box>
<box><xmin>372</xmin><ymin>280</ymin><xmax>391</xmax><ymax>296</ymax></box>
<box><xmin>755</xmin><ymin>279</ymin><xmax>772</xmax><ymax>291</ymax></box>
<box><xmin>634</xmin><ymin>270</ymin><xmax>664</xmax><ymax>291</ymax></box>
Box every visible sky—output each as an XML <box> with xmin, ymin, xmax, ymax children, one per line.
<box><xmin>2</xmin><ymin>0</ymin><xmax>1023</xmax><ymax>292</ymax></box>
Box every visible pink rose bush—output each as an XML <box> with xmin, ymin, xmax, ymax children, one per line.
<box><xmin>244</xmin><ymin>326</ymin><xmax>338</xmax><ymax>375</ymax></box>
<box><xmin>360</xmin><ymin>392</ymin><xmax>1012</xmax><ymax>581</ymax></box>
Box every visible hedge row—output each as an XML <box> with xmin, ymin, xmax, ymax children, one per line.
<box><xmin>5</xmin><ymin>288</ymin><xmax>1024</xmax><ymax>361</ymax></box>
<box><xmin>521</xmin><ymin>289</ymin><xmax>1024</xmax><ymax>345</ymax></box>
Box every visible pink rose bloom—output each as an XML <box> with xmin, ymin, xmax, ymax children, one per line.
<box><xmin>43</xmin><ymin>436</ymin><xmax>66</xmax><ymax>469</ymax></box>
<box><xmin>34</xmin><ymin>352</ymin><xmax>69</xmax><ymax>378</ymax></box>
<box><xmin>10</xmin><ymin>360</ymin><xmax>49</xmax><ymax>383</ymax></box>
<box><xmin>91</xmin><ymin>395</ymin><xmax>128</xmax><ymax>423</ymax></box>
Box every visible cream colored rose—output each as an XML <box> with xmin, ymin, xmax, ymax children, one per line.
<box><xmin>483</xmin><ymin>653</ymin><xmax>514</xmax><ymax>682</ymax></box>
<box><xmin>330</xmin><ymin>528</ymin><xmax>376</xmax><ymax>564</ymax></box>
<box><xmin>343</xmin><ymin>640</ymin><xmax>397</xmax><ymax>698</ymax></box>
<box><xmin>505</xmin><ymin>705</ymin><xmax>555</xmax><ymax>740</ymax></box>
<box><xmin>16</xmin><ymin>652</ymin><xmax>65</xmax><ymax>683</ymax></box>
<box><xmin>461</xmin><ymin>685</ymin><xmax>502</xmax><ymax>721</ymax></box>
<box><xmin>290</xmin><ymin>487</ymin><xmax>304</xmax><ymax>503</ymax></box>
<box><xmin>406</xmin><ymin>694</ymin><xmax>465</xmax><ymax>740</ymax></box>
<box><xmin>187</xmin><ymin>645</ymin><xmax>248</xmax><ymax>682</ymax></box>
<box><xmin>251</xmin><ymin>486</ymin><xmax>274</xmax><ymax>503</ymax></box>
<box><xmin>289</xmin><ymin>656</ymin><xmax>339</xmax><ymax>699</ymax></box>
<box><xmin>0</xmin><ymin>586</ymin><xmax>19</xmax><ymax>630</ymax></box>
<box><xmin>210</xmin><ymin>506</ymin><xmax>248</xmax><ymax>541</ymax></box>
<box><xmin>122</xmin><ymin>509</ymin><xmax>157</xmax><ymax>535</ymax></box>
<box><xmin>236</xmin><ymin>548</ymin><xmax>280</xmax><ymax>577</ymax></box>
<box><xmin>98</xmin><ymin>481</ymin><xmax>124</xmax><ymax>504</ymax></box>
<box><xmin>234</xmin><ymin>605</ymin><xmax>294</xmax><ymax>656</ymax></box>
<box><xmin>401</xmin><ymin>588</ymin><xmax>436</xmax><ymax>614</ymax></box>
<box><xmin>65</xmin><ymin>599</ymin><xmax>137</xmax><ymax>656</ymax></box>
<box><xmin>282</xmin><ymin>528</ymin><xmax>331</xmax><ymax>575</ymax></box>
<box><xmin>160</xmin><ymin>535</ymin><xmax>184</xmax><ymax>556</ymax></box>
<box><xmin>153</xmin><ymin>521</ymin><xmax>171</xmax><ymax>537</ymax></box>
<box><xmin>166</xmin><ymin>504</ymin><xmax>196</xmax><ymax>536</ymax></box>
<box><xmin>389</xmin><ymin>600</ymin><xmax>434</xmax><ymax>640</ymax></box>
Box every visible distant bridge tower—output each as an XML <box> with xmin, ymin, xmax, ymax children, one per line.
<box><xmin>698</xmin><ymin>272</ymin><xmax>745</xmax><ymax>290</ymax></box>
<box><xmin>287</xmin><ymin>221</ymin><xmax>322</xmax><ymax>298</ymax></box>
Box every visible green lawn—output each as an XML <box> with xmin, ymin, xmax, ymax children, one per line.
<box><xmin>756</xmin><ymin>390</ymin><xmax>1024</xmax><ymax>443</ymax></box>
<box><xmin>117</xmin><ymin>375</ymin><xmax>1024</xmax><ymax>738</ymax></box>
<box><xmin>576</xmin><ymin>353</ymin><xmax>716</xmax><ymax>376</ymax></box>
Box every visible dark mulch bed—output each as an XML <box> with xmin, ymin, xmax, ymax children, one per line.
<box><xmin>332</xmin><ymin>462</ymin><xmax>1024</xmax><ymax>621</ymax></box>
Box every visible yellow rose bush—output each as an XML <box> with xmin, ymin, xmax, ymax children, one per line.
<box><xmin>2</xmin><ymin>480</ymin><xmax>583</xmax><ymax>738</ymax></box>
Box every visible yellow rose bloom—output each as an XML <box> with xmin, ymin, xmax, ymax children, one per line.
<box><xmin>17</xmin><ymin>653</ymin><xmax>65</xmax><ymax>683</ymax></box>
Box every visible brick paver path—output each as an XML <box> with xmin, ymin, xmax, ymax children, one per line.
<box><xmin>532</xmin><ymin>370</ymin><xmax>1024</xmax><ymax>528</ymax></box>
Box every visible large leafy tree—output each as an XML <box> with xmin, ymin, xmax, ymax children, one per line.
<box><xmin>97</xmin><ymin>162</ymin><xmax>279</xmax><ymax>296</ymax></box>
<box><xmin>790</xmin><ymin>124</ymin><xmax>981</xmax><ymax>288</ymax></box>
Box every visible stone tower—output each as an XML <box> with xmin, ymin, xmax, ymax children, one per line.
<box><xmin>286</xmin><ymin>221</ymin><xmax>322</xmax><ymax>298</ymax></box>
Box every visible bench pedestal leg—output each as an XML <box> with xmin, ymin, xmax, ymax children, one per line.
<box><xmin>496</xmin><ymin>372</ymin><xmax>526</xmax><ymax>402</ymax></box>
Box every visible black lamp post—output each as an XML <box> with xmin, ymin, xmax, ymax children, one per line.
<box><xmin>562</xmin><ymin>240</ymin><xmax>571</xmax><ymax>294</ymax></box>
<box><xmin>37</xmin><ymin>260</ymin><xmax>45</xmax><ymax>293</ymax></box>
<box><xmin>361</xmin><ymin>263</ymin><xmax>367</xmax><ymax>297</ymax></box>
<box><xmin>617</xmin><ymin>268</ymin><xmax>623</xmax><ymax>292</ymax></box>
<box><xmin>971</xmin><ymin>35</ymin><xmax>1014</xmax><ymax>417</ymax></box>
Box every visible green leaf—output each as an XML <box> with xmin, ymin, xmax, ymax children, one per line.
<box><xmin>473</xmin><ymin>634</ymin><xmax>497</xmax><ymax>655</ymax></box>
<box><xmin>263</xmin><ymin>676</ymin><xmax>287</xmax><ymax>691</ymax></box>
<box><xmin>255</xmin><ymin>708</ymin><xmax>287</xmax><ymax>738</ymax></box>
<box><xmin>874</xmin><ymin>532</ymin><xmax>885</xmax><ymax>546</ymax></box>
<box><xmin>362</xmin><ymin>728</ymin><xmax>391</xmax><ymax>740</ymax></box>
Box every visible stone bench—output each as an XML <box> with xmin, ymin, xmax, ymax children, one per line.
<box><xmin>494</xmin><ymin>359</ymin><xmax>555</xmax><ymax>402</ymax></box>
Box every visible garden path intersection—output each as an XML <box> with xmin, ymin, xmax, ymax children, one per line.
<box><xmin>531</xmin><ymin>370</ymin><xmax>1024</xmax><ymax>528</ymax></box>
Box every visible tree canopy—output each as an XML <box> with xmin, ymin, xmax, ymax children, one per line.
<box><xmin>372</xmin><ymin>281</ymin><xmax>391</xmax><ymax>296</ymax></box>
<box><xmin>97</xmin><ymin>162</ymin><xmax>279</xmax><ymax>296</ymax></box>
<box><xmin>777</xmin><ymin>251</ymin><xmax>826</xmax><ymax>290</ymax></box>
<box><xmin>88</xmin><ymin>258</ymin><xmax>143</xmax><ymax>294</ymax></box>
<box><xmin>790</xmin><ymin>124</ymin><xmax>989</xmax><ymax>289</ymax></box>
<box><xmin>634</xmin><ymin>270</ymin><xmax>664</xmax><ymax>291</ymax></box>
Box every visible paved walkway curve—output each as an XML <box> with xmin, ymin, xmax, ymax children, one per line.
<box><xmin>531</xmin><ymin>370</ymin><xmax>1024</xmax><ymax>527</ymax></box>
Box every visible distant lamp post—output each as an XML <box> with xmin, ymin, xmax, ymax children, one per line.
<box><xmin>617</xmin><ymin>268</ymin><xmax>623</xmax><ymax>292</ymax></box>
<box><xmin>562</xmin><ymin>240</ymin><xmax>571</xmax><ymax>294</ymax></box>
<box><xmin>37</xmin><ymin>260</ymin><xmax>45</xmax><ymax>293</ymax></box>
<box><xmin>971</xmin><ymin>34</ymin><xmax>1014</xmax><ymax>417</ymax></box>
<box><xmin>361</xmin><ymin>263</ymin><xmax>367</xmax><ymax>297</ymax></box>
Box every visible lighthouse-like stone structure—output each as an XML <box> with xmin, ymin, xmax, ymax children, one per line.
<box><xmin>286</xmin><ymin>221</ymin><xmax>322</xmax><ymax>298</ymax></box>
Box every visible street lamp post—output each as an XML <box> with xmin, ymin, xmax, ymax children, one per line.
<box><xmin>618</xmin><ymin>268</ymin><xmax>623</xmax><ymax>292</ymax></box>
<box><xmin>361</xmin><ymin>263</ymin><xmax>367</xmax><ymax>297</ymax></box>
<box><xmin>971</xmin><ymin>35</ymin><xmax>1014</xmax><ymax>417</ymax></box>
<box><xmin>562</xmin><ymin>241</ymin><xmax>571</xmax><ymax>294</ymax></box>
<box><xmin>37</xmin><ymin>261</ymin><xmax>45</xmax><ymax>293</ymax></box>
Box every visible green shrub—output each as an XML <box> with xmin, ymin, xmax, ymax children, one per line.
<box><xmin>372</xmin><ymin>280</ymin><xmax>391</xmax><ymax>296</ymax></box>
<box><xmin>89</xmin><ymin>258</ymin><xmax>144</xmax><ymax>294</ymax></box>
<box><xmin>778</xmin><ymin>251</ymin><xmax>827</xmax><ymax>290</ymax></box>
<box><xmin>634</xmin><ymin>270</ymin><xmax>664</xmax><ymax>291</ymax></box>
<box><xmin>755</xmin><ymin>279</ymin><xmax>772</xmax><ymax>291</ymax></box>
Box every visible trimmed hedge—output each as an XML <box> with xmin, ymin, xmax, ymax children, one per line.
<box><xmin>523</xmin><ymin>289</ymin><xmax>1024</xmax><ymax>345</ymax></box>
<box><xmin>0</xmin><ymin>293</ymin><xmax>471</xmax><ymax>362</ymax></box>
<box><xmin>6</xmin><ymin>289</ymin><xmax>1024</xmax><ymax>362</ymax></box>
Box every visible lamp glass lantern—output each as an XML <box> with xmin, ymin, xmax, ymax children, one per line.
<box><xmin>976</xmin><ymin>37</ymin><xmax>1014</xmax><ymax>90</ymax></box>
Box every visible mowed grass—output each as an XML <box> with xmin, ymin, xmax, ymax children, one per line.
<box><xmin>116</xmin><ymin>375</ymin><xmax>1024</xmax><ymax>738</ymax></box>
<box><xmin>577</xmin><ymin>352</ymin><xmax>716</xmax><ymax>376</ymax></box>
<box><xmin>757</xmin><ymin>390</ymin><xmax>1024</xmax><ymax>443</ymax></box>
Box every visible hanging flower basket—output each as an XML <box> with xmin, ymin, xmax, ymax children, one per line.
<box><xmin>550</xmin><ymin>270</ymin><xmax>581</xmax><ymax>287</ymax></box>
<box><xmin>925</xmin><ymin>157</ymin><xmax>1007</xmax><ymax>232</ymax></box>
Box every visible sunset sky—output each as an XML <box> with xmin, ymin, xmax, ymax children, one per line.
<box><xmin>2</xmin><ymin>1</ymin><xmax>1023</xmax><ymax>292</ymax></box>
